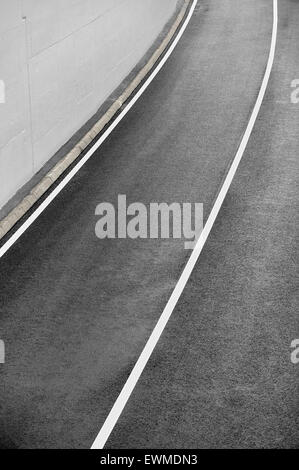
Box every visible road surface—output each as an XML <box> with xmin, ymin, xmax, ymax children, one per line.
<box><xmin>0</xmin><ymin>0</ymin><xmax>298</xmax><ymax>449</ymax></box>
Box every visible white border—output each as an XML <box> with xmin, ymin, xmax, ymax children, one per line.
<box><xmin>91</xmin><ymin>0</ymin><xmax>278</xmax><ymax>450</ymax></box>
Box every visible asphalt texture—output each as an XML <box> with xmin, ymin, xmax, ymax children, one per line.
<box><xmin>0</xmin><ymin>0</ymin><xmax>298</xmax><ymax>449</ymax></box>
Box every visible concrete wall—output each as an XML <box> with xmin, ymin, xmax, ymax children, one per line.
<box><xmin>0</xmin><ymin>0</ymin><xmax>178</xmax><ymax>210</ymax></box>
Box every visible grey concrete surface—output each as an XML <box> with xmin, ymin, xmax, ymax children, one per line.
<box><xmin>0</xmin><ymin>0</ymin><xmax>178</xmax><ymax>210</ymax></box>
<box><xmin>0</xmin><ymin>0</ymin><xmax>297</xmax><ymax>449</ymax></box>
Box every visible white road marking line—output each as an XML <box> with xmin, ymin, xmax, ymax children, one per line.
<box><xmin>0</xmin><ymin>0</ymin><xmax>198</xmax><ymax>260</ymax></box>
<box><xmin>91</xmin><ymin>0</ymin><xmax>278</xmax><ymax>450</ymax></box>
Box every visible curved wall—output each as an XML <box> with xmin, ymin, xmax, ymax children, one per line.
<box><xmin>0</xmin><ymin>0</ymin><xmax>178</xmax><ymax>209</ymax></box>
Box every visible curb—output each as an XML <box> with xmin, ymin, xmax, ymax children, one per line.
<box><xmin>0</xmin><ymin>0</ymin><xmax>191</xmax><ymax>241</ymax></box>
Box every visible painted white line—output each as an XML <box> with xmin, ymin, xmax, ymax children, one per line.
<box><xmin>91</xmin><ymin>0</ymin><xmax>278</xmax><ymax>450</ymax></box>
<box><xmin>0</xmin><ymin>1</ymin><xmax>197</xmax><ymax>260</ymax></box>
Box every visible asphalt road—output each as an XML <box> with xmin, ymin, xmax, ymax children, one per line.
<box><xmin>0</xmin><ymin>0</ymin><xmax>298</xmax><ymax>449</ymax></box>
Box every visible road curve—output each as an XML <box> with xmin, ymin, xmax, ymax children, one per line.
<box><xmin>0</xmin><ymin>0</ymin><xmax>297</xmax><ymax>449</ymax></box>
